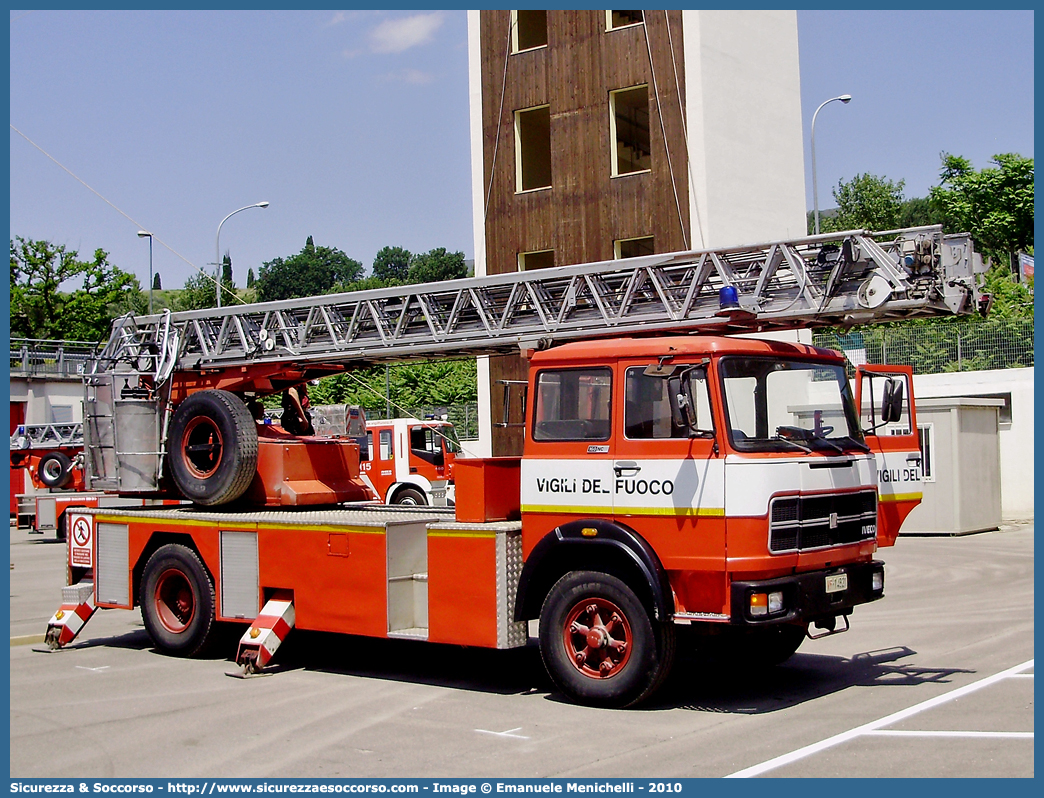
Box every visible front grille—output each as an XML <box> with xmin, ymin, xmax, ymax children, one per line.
<box><xmin>769</xmin><ymin>490</ymin><xmax>877</xmax><ymax>553</ymax></box>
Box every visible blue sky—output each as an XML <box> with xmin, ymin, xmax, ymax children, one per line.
<box><xmin>9</xmin><ymin>9</ymin><xmax>1034</xmax><ymax>297</ymax></box>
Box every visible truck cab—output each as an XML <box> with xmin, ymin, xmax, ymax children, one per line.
<box><xmin>359</xmin><ymin>418</ymin><xmax>458</xmax><ymax>506</ymax></box>
<box><xmin>517</xmin><ymin>335</ymin><xmax>918</xmax><ymax>651</ymax></box>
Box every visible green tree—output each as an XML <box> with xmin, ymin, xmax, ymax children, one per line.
<box><xmin>172</xmin><ymin>271</ymin><xmax>219</xmax><ymax>311</ymax></box>
<box><xmin>829</xmin><ymin>173</ymin><xmax>905</xmax><ymax>232</ymax></box>
<box><xmin>153</xmin><ymin>272</ymin><xmax>162</xmax><ymax>290</ymax></box>
<box><xmin>10</xmin><ymin>237</ymin><xmax>143</xmax><ymax>342</ymax></box>
<box><xmin>372</xmin><ymin>246</ymin><xmax>412</xmax><ymax>281</ymax></box>
<box><xmin>407</xmin><ymin>247</ymin><xmax>467</xmax><ymax>284</ymax></box>
<box><xmin>897</xmin><ymin>196</ymin><xmax>946</xmax><ymax>229</ymax></box>
<box><xmin>310</xmin><ymin>359</ymin><xmax>478</xmax><ymax>411</ymax></box>
<box><xmin>929</xmin><ymin>153</ymin><xmax>1034</xmax><ymax>270</ymax></box>
<box><xmin>255</xmin><ymin>236</ymin><xmax>363</xmax><ymax>301</ymax></box>
<box><xmin>246</xmin><ymin>267</ymin><xmax>255</xmax><ymax>289</ymax></box>
<box><xmin>221</xmin><ymin>252</ymin><xmax>234</xmax><ymax>288</ymax></box>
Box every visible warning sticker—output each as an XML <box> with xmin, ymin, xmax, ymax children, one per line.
<box><xmin>70</xmin><ymin>515</ymin><xmax>93</xmax><ymax>568</ymax></box>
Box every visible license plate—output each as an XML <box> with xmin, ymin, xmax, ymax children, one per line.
<box><xmin>825</xmin><ymin>573</ymin><xmax>848</xmax><ymax>594</ymax></box>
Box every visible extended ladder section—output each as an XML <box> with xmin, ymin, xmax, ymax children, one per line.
<box><xmin>10</xmin><ymin>423</ymin><xmax>84</xmax><ymax>450</ymax></box>
<box><xmin>94</xmin><ymin>226</ymin><xmax>984</xmax><ymax>377</ymax></box>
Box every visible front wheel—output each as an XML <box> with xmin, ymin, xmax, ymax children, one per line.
<box><xmin>539</xmin><ymin>571</ymin><xmax>674</xmax><ymax>707</ymax></box>
<box><xmin>140</xmin><ymin>544</ymin><xmax>216</xmax><ymax>657</ymax></box>
<box><xmin>392</xmin><ymin>487</ymin><xmax>426</xmax><ymax>506</ymax></box>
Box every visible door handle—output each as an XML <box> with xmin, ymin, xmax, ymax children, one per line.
<box><xmin>614</xmin><ymin>461</ymin><xmax>641</xmax><ymax>476</ymax></box>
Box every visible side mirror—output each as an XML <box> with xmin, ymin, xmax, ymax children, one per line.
<box><xmin>667</xmin><ymin>375</ymin><xmax>695</xmax><ymax>431</ymax></box>
<box><xmin>882</xmin><ymin>378</ymin><xmax>904</xmax><ymax>424</ymax></box>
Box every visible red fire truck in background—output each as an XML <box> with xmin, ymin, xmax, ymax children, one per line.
<box><xmin>360</xmin><ymin>418</ymin><xmax>458</xmax><ymax>506</ymax></box>
<box><xmin>43</xmin><ymin>227</ymin><xmax>986</xmax><ymax>706</ymax></box>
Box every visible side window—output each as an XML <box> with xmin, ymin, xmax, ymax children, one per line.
<box><xmin>379</xmin><ymin>429</ymin><xmax>393</xmax><ymax>460</ymax></box>
<box><xmin>624</xmin><ymin>366</ymin><xmax>713</xmax><ymax>439</ymax></box>
<box><xmin>360</xmin><ymin>430</ymin><xmax>373</xmax><ymax>462</ymax></box>
<box><xmin>860</xmin><ymin>372</ymin><xmax>913</xmax><ymax>436</ymax></box>
<box><xmin>533</xmin><ymin>367</ymin><xmax>612</xmax><ymax>441</ymax></box>
<box><xmin>409</xmin><ymin>426</ymin><xmax>442</xmax><ymax>465</ymax></box>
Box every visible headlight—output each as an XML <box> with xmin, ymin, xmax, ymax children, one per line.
<box><xmin>872</xmin><ymin>570</ymin><xmax>884</xmax><ymax>592</ymax></box>
<box><xmin>768</xmin><ymin>591</ymin><xmax>784</xmax><ymax>613</ymax></box>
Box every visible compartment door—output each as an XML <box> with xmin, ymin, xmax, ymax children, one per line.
<box><xmin>856</xmin><ymin>365</ymin><xmax>922</xmax><ymax>546</ymax></box>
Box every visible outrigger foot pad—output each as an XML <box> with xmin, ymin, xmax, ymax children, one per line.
<box><xmin>226</xmin><ymin>650</ymin><xmax>269</xmax><ymax>678</ymax></box>
<box><xmin>231</xmin><ymin>591</ymin><xmax>295</xmax><ymax>678</ymax></box>
<box><xmin>44</xmin><ymin>582</ymin><xmax>97</xmax><ymax>650</ymax></box>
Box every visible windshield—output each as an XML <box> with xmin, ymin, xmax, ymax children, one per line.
<box><xmin>718</xmin><ymin>356</ymin><xmax>865</xmax><ymax>454</ymax></box>
<box><xmin>438</xmin><ymin>423</ymin><xmax>461</xmax><ymax>454</ymax></box>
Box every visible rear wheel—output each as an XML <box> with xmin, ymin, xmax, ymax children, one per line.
<box><xmin>539</xmin><ymin>571</ymin><xmax>674</xmax><ymax>707</ymax></box>
<box><xmin>140</xmin><ymin>544</ymin><xmax>216</xmax><ymax>656</ymax></box>
<box><xmin>38</xmin><ymin>451</ymin><xmax>73</xmax><ymax>488</ymax></box>
<box><xmin>167</xmin><ymin>390</ymin><xmax>258</xmax><ymax>505</ymax></box>
<box><xmin>393</xmin><ymin>487</ymin><xmax>426</xmax><ymax>506</ymax></box>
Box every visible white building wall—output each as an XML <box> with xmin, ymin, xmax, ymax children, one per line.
<box><xmin>467</xmin><ymin>10</ymin><xmax>494</xmax><ymax>457</ymax></box>
<box><xmin>681</xmin><ymin>10</ymin><xmax>807</xmax><ymax>249</ymax></box>
<box><xmin>913</xmin><ymin>368</ymin><xmax>1034</xmax><ymax>520</ymax></box>
<box><xmin>9</xmin><ymin>378</ymin><xmax>84</xmax><ymax>425</ymax></box>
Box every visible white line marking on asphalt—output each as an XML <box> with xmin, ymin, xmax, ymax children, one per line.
<box><xmin>1008</xmin><ymin>673</ymin><xmax>1034</xmax><ymax>679</ymax></box>
<box><xmin>726</xmin><ymin>658</ymin><xmax>1034</xmax><ymax>778</ymax></box>
<box><xmin>476</xmin><ymin>727</ymin><xmax>530</xmax><ymax>740</ymax></box>
<box><xmin>75</xmin><ymin>665</ymin><xmax>110</xmax><ymax>672</ymax></box>
<box><xmin>865</xmin><ymin>730</ymin><xmax>1033</xmax><ymax>739</ymax></box>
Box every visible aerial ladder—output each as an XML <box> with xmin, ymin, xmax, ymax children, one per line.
<box><xmin>82</xmin><ymin>224</ymin><xmax>984</xmax><ymax>508</ymax></box>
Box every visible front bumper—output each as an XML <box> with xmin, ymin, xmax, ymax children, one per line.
<box><xmin>730</xmin><ymin>560</ymin><xmax>885</xmax><ymax>626</ymax></box>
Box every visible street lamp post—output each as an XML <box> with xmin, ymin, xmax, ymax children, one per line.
<box><xmin>215</xmin><ymin>201</ymin><xmax>269</xmax><ymax>307</ymax></box>
<box><xmin>811</xmin><ymin>94</ymin><xmax>852</xmax><ymax>236</ymax></box>
<box><xmin>137</xmin><ymin>230</ymin><xmax>154</xmax><ymax>314</ymax></box>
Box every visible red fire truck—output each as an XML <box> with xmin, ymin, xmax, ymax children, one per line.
<box><xmin>44</xmin><ymin>227</ymin><xmax>986</xmax><ymax>706</ymax></box>
<box><xmin>360</xmin><ymin>418</ymin><xmax>458</xmax><ymax>506</ymax></box>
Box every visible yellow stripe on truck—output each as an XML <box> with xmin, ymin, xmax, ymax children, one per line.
<box><xmin>521</xmin><ymin>504</ymin><xmax>725</xmax><ymax>518</ymax></box>
<box><xmin>878</xmin><ymin>492</ymin><xmax>923</xmax><ymax>503</ymax></box>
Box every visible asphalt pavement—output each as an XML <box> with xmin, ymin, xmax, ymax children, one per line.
<box><xmin>8</xmin><ymin>520</ymin><xmax>1034</xmax><ymax>778</ymax></box>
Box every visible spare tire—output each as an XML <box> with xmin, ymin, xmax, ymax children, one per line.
<box><xmin>38</xmin><ymin>451</ymin><xmax>73</xmax><ymax>489</ymax></box>
<box><xmin>167</xmin><ymin>390</ymin><xmax>258</xmax><ymax>506</ymax></box>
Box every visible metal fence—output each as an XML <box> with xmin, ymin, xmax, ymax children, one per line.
<box><xmin>10</xmin><ymin>338</ymin><xmax>99</xmax><ymax>378</ymax></box>
<box><xmin>812</xmin><ymin>317</ymin><xmax>1034</xmax><ymax>375</ymax></box>
<box><xmin>365</xmin><ymin>404</ymin><xmax>481</xmax><ymax>441</ymax></box>
<box><xmin>264</xmin><ymin>402</ymin><xmax>482</xmax><ymax>443</ymax></box>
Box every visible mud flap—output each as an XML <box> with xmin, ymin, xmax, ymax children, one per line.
<box><xmin>38</xmin><ymin>582</ymin><xmax>97</xmax><ymax>651</ymax></box>
<box><xmin>227</xmin><ymin>590</ymin><xmax>295</xmax><ymax>678</ymax></box>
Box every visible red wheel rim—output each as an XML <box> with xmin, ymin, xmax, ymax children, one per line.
<box><xmin>181</xmin><ymin>416</ymin><xmax>223</xmax><ymax>478</ymax></box>
<box><xmin>154</xmin><ymin>568</ymin><xmax>196</xmax><ymax>633</ymax></box>
<box><xmin>562</xmin><ymin>597</ymin><xmax>633</xmax><ymax>679</ymax></box>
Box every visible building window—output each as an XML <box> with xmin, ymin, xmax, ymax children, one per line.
<box><xmin>512</xmin><ymin>10</ymin><xmax>547</xmax><ymax>52</ymax></box>
<box><xmin>515</xmin><ymin>105</ymin><xmax>552</xmax><ymax>192</ymax></box>
<box><xmin>606</xmin><ymin>11</ymin><xmax>644</xmax><ymax>31</ymax></box>
<box><xmin>49</xmin><ymin>404</ymin><xmax>74</xmax><ymax>424</ymax></box>
<box><xmin>614</xmin><ymin>236</ymin><xmax>654</xmax><ymax>259</ymax></box>
<box><xmin>609</xmin><ymin>85</ymin><xmax>651</xmax><ymax>176</ymax></box>
<box><xmin>917</xmin><ymin>423</ymin><xmax>935</xmax><ymax>483</ymax></box>
<box><xmin>518</xmin><ymin>250</ymin><xmax>555</xmax><ymax>271</ymax></box>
